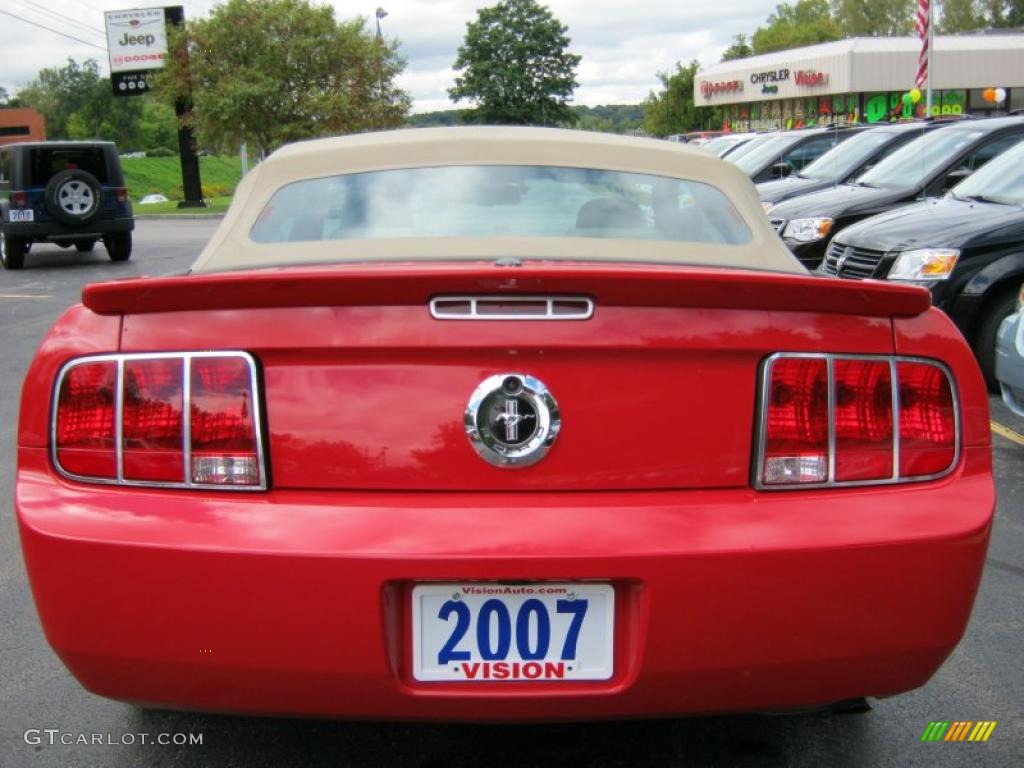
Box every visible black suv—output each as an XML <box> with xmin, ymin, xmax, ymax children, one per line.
<box><xmin>758</xmin><ymin>122</ymin><xmax>943</xmax><ymax>209</ymax></box>
<box><xmin>729</xmin><ymin>125</ymin><xmax>865</xmax><ymax>183</ymax></box>
<box><xmin>767</xmin><ymin>116</ymin><xmax>1024</xmax><ymax>269</ymax></box>
<box><xmin>0</xmin><ymin>141</ymin><xmax>134</xmax><ymax>269</ymax></box>
<box><xmin>821</xmin><ymin>136</ymin><xmax>1024</xmax><ymax>388</ymax></box>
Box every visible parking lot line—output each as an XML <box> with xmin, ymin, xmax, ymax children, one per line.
<box><xmin>0</xmin><ymin>293</ymin><xmax>51</xmax><ymax>299</ymax></box>
<box><xmin>991</xmin><ymin>420</ymin><xmax>1024</xmax><ymax>447</ymax></box>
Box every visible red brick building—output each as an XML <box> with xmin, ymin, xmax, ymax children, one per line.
<box><xmin>0</xmin><ymin>108</ymin><xmax>46</xmax><ymax>146</ymax></box>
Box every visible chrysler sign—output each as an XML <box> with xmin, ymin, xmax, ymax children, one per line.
<box><xmin>105</xmin><ymin>8</ymin><xmax>168</xmax><ymax>72</ymax></box>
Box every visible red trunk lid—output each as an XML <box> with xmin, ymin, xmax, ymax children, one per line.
<box><xmin>99</xmin><ymin>263</ymin><xmax>923</xmax><ymax>491</ymax></box>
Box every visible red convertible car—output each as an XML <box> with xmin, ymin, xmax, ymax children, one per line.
<box><xmin>17</xmin><ymin>128</ymin><xmax>994</xmax><ymax>720</ymax></box>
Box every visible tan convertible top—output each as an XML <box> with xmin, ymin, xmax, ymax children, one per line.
<box><xmin>191</xmin><ymin>126</ymin><xmax>803</xmax><ymax>274</ymax></box>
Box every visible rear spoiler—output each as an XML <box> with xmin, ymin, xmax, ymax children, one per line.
<box><xmin>82</xmin><ymin>262</ymin><xmax>931</xmax><ymax>318</ymax></box>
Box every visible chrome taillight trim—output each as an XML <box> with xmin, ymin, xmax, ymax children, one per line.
<box><xmin>50</xmin><ymin>351</ymin><xmax>267</xmax><ymax>492</ymax></box>
<box><xmin>430</xmin><ymin>296</ymin><xmax>594</xmax><ymax>320</ymax></box>
<box><xmin>753</xmin><ymin>352</ymin><xmax>961</xmax><ymax>491</ymax></box>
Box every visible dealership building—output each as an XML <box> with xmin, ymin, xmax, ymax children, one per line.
<box><xmin>693</xmin><ymin>33</ymin><xmax>1024</xmax><ymax>131</ymax></box>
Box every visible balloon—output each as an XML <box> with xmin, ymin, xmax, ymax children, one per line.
<box><xmin>902</xmin><ymin>92</ymin><xmax>913</xmax><ymax>106</ymax></box>
<box><xmin>983</xmin><ymin>88</ymin><xmax>996</xmax><ymax>102</ymax></box>
<box><xmin>994</xmin><ymin>88</ymin><xmax>1007</xmax><ymax>103</ymax></box>
<box><xmin>910</xmin><ymin>88</ymin><xmax>922</xmax><ymax>104</ymax></box>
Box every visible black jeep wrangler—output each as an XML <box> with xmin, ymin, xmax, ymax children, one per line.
<box><xmin>0</xmin><ymin>141</ymin><xmax>134</xmax><ymax>270</ymax></box>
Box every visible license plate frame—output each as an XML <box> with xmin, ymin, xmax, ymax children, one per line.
<box><xmin>411</xmin><ymin>582</ymin><xmax>615</xmax><ymax>682</ymax></box>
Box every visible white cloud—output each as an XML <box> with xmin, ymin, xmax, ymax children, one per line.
<box><xmin>1</xmin><ymin>0</ymin><xmax>772</xmax><ymax>112</ymax></box>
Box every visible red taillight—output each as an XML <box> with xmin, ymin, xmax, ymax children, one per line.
<box><xmin>833</xmin><ymin>359</ymin><xmax>893</xmax><ymax>482</ymax></box>
<box><xmin>758</xmin><ymin>355</ymin><xmax>957</xmax><ymax>488</ymax></box>
<box><xmin>123</xmin><ymin>358</ymin><xmax>184</xmax><ymax>482</ymax></box>
<box><xmin>190</xmin><ymin>357</ymin><xmax>260</xmax><ymax>485</ymax></box>
<box><xmin>898</xmin><ymin>361</ymin><xmax>956</xmax><ymax>477</ymax></box>
<box><xmin>12</xmin><ymin>191</ymin><xmax>27</xmax><ymax>209</ymax></box>
<box><xmin>762</xmin><ymin>357</ymin><xmax>828</xmax><ymax>484</ymax></box>
<box><xmin>53</xmin><ymin>353</ymin><xmax>264</xmax><ymax>489</ymax></box>
<box><xmin>115</xmin><ymin>187</ymin><xmax>128</xmax><ymax>204</ymax></box>
<box><xmin>56</xmin><ymin>361</ymin><xmax>117</xmax><ymax>478</ymax></box>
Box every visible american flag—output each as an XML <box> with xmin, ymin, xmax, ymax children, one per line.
<box><xmin>915</xmin><ymin>0</ymin><xmax>930</xmax><ymax>88</ymax></box>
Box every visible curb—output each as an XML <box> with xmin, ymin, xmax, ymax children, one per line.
<box><xmin>135</xmin><ymin>214</ymin><xmax>226</xmax><ymax>221</ymax></box>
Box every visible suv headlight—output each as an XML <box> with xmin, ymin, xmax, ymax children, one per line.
<box><xmin>887</xmin><ymin>249</ymin><xmax>959</xmax><ymax>281</ymax></box>
<box><xmin>782</xmin><ymin>217</ymin><xmax>833</xmax><ymax>242</ymax></box>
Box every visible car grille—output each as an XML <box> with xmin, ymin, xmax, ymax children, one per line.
<box><xmin>768</xmin><ymin>217</ymin><xmax>786</xmax><ymax>234</ymax></box>
<box><xmin>822</xmin><ymin>241</ymin><xmax>885</xmax><ymax>279</ymax></box>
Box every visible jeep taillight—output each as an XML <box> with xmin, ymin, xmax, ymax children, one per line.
<box><xmin>53</xmin><ymin>352</ymin><xmax>265</xmax><ymax>489</ymax></box>
<box><xmin>756</xmin><ymin>354</ymin><xmax>958</xmax><ymax>488</ymax></box>
<box><xmin>12</xmin><ymin>191</ymin><xmax>27</xmax><ymax>209</ymax></box>
<box><xmin>115</xmin><ymin>187</ymin><xmax>128</xmax><ymax>204</ymax></box>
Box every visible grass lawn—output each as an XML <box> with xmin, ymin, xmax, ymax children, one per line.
<box><xmin>121</xmin><ymin>155</ymin><xmax>243</xmax><ymax>201</ymax></box>
<box><xmin>134</xmin><ymin>196</ymin><xmax>233</xmax><ymax>215</ymax></box>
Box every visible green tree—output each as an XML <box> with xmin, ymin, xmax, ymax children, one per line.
<box><xmin>0</xmin><ymin>86</ymin><xmax>9</xmax><ymax>106</ymax></box>
<box><xmin>642</xmin><ymin>61</ymin><xmax>719</xmax><ymax>137</ymax></box>
<box><xmin>939</xmin><ymin>0</ymin><xmax>986</xmax><ymax>31</ymax></box>
<box><xmin>157</xmin><ymin>0</ymin><xmax>410</xmax><ymax>155</ymax></box>
<box><xmin>721</xmin><ymin>34</ymin><xmax>754</xmax><ymax>61</ymax></box>
<box><xmin>752</xmin><ymin>0</ymin><xmax>842</xmax><ymax>54</ymax></box>
<box><xmin>449</xmin><ymin>0</ymin><xmax>581</xmax><ymax>126</ymax></box>
<box><xmin>15</xmin><ymin>58</ymin><xmax>148</xmax><ymax>148</ymax></box>
<box><xmin>831</xmin><ymin>0</ymin><xmax>916</xmax><ymax>35</ymax></box>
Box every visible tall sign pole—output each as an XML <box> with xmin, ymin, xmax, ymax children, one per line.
<box><xmin>104</xmin><ymin>6</ymin><xmax>204</xmax><ymax>208</ymax></box>
<box><xmin>163</xmin><ymin>6</ymin><xmax>204</xmax><ymax>208</ymax></box>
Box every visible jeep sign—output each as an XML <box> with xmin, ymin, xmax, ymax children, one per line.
<box><xmin>104</xmin><ymin>8</ymin><xmax>168</xmax><ymax>74</ymax></box>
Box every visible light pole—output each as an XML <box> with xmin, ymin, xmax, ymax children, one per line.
<box><xmin>375</xmin><ymin>7</ymin><xmax>388</xmax><ymax>127</ymax></box>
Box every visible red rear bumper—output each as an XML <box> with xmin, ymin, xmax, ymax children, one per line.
<box><xmin>17</xmin><ymin>446</ymin><xmax>994</xmax><ymax>721</ymax></box>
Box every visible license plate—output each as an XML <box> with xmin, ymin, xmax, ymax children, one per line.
<box><xmin>9</xmin><ymin>209</ymin><xmax>33</xmax><ymax>223</ymax></box>
<box><xmin>412</xmin><ymin>583</ymin><xmax>614</xmax><ymax>681</ymax></box>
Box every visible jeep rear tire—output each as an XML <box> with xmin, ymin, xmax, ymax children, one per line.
<box><xmin>104</xmin><ymin>232</ymin><xmax>132</xmax><ymax>262</ymax></box>
<box><xmin>2</xmin><ymin>231</ymin><xmax>28</xmax><ymax>270</ymax></box>
<box><xmin>45</xmin><ymin>170</ymin><xmax>102</xmax><ymax>226</ymax></box>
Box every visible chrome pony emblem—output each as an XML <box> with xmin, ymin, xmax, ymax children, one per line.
<box><xmin>465</xmin><ymin>374</ymin><xmax>560</xmax><ymax>467</ymax></box>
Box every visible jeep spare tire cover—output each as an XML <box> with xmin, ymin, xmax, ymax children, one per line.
<box><xmin>45</xmin><ymin>170</ymin><xmax>102</xmax><ymax>226</ymax></box>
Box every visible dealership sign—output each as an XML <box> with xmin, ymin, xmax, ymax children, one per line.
<box><xmin>794</xmin><ymin>70</ymin><xmax>829</xmax><ymax>87</ymax></box>
<box><xmin>104</xmin><ymin>7</ymin><xmax>171</xmax><ymax>97</ymax></box>
<box><xmin>700</xmin><ymin>80</ymin><xmax>744</xmax><ymax>99</ymax></box>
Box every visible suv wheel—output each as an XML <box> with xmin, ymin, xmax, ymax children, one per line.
<box><xmin>1</xmin><ymin>229</ymin><xmax>28</xmax><ymax>270</ymax></box>
<box><xmin>75</xmin><ymin>239</ymin><xmax>97</xmax><ymax>253</ymax></box>
<box><xmin>974</xmin><ymin>287</ymin><xmax>1020</xmax><ymax>392</ymax></box>
<box><xmin>45</xmin><ymin>170</ymin><xmax>102</xmax><ymax>226</ymax></box>
<box><xmin>104</xmin><ymin>232</ymin><xmax>132</xmax><ymax>262</ymax></box>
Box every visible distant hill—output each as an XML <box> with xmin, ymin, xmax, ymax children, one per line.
<box><xmin>405</xmin><ymin>104</ymin><xmax>644</xmax><ymax>134</ymax></box>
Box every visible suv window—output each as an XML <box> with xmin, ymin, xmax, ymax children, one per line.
<box><xmin>963</xmin><ymin>131</ymin><xmax>1024</xmax><ymax>171</ymax></box>
<box><xmin>28</xmin><ymin>148</ymin><xmax>109</xmax><ymax>187</ymax></box>
<box><xmin>0</xmin><ymin>147</ymin><xmax>9</xmax><ymax>194</ymax></box>
<box><xmin>781</xmin><ymin>135</ymin><xmax>840</xmax><ymax>172</ymax></box>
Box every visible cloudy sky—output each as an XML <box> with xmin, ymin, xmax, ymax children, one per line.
<box><xmin>0</xmin><ymin>0</ymin><xmax>772</xmax><ymax>112</ymax></box>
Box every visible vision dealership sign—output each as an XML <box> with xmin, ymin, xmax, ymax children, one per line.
<box><xmin>104</xmin><ymin>8</ymin><xmax>170</xmax><ymax>96</ymax></box>
<box><xmin>698</xmin><ymin>63</ymin><xmax>836</xmax><ymax>102</ymax></box>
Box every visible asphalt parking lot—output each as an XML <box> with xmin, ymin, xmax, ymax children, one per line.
<box><xmin>1</xmin><ymin>219</ymin><xmax>1022</xmax><ymax>768</ymax></box>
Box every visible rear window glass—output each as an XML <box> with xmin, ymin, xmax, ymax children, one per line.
<box><xmin>29</xmin><ymin>148</ymin><xmax>109</xmax><ymax>186</ymax></box>
<box><xmin>250</xmin><ymin>165</ymin><xmax>752</xmax><ymax>246</ymax></box>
